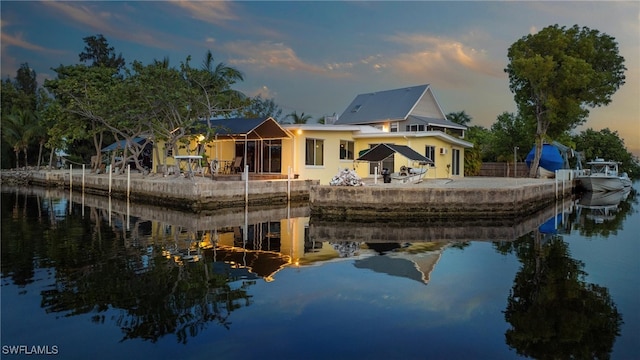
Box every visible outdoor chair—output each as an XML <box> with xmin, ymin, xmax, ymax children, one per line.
<box><xmin>233</xmin><ymin>156</ymin><xmax>243</xmax><ymax>173</ymax></box>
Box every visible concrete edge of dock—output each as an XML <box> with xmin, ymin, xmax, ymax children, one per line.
<box><xmin>0</xmin><ymin>169</ymin><xmax>317</xmax><ymax>211</ymax></box>
<box><xmin>309</xmin><ymin>177</ymin><xmax>575</xmax><ymax>221</ymax></box>
<box><xmin>1</xmin><ymin>170</ymin><xmax>575</xmax><ymax>218</ymax></box>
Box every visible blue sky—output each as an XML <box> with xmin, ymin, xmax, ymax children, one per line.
<box><xmin>2</xmin><ymin>1</ymin><xmax>639</xmax><ymax>154</ymax></box>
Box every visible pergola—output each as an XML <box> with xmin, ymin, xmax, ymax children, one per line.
<box><xmin>205</xmin><ymin>117</ymin><xmax>292</xmax><ymax>172</ymax></box>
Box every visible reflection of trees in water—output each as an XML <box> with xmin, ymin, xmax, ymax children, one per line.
<box><xmin>1</xmin><ymin>192</ymin><xmax>254</xmax><ymax>344</ymax></box>
<box><xmin>42</xmin><ymin>249</ymin><xmax>254</xmax><ymax>343</ymax></box>
<box><xmin>496</xmin><ymin>233</ymin><xmax>622</xmax><ymax>359</ymax></box>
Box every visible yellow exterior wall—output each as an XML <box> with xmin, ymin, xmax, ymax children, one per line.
<box><xmin>283</xmin><ymin>128</ymin><xmax>468</xmax><ymax>184</ymax></box>
<box><xmin>153</xmin><ymin>137</ymin><xmax>238</xmax><ymax>173</ymax></box>
<box><xmin>283</xmin><ymin>128</ymin><xmax>359</xmax><ymax>183</ymax></box>
<box><xmin>152</xmin><ymin>127</ymin><xmax>468</xmax><ymax>183</ymax></box>
<box><xmin>352</xmin><ymin>136</ymin><xmax>466</xmax><ymax>180</ymax></box>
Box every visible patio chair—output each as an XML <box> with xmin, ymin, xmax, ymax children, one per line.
<box><xmin>233</xmin><ymin>156</ymin><xmax>243</xmax><ymax>174</ymax></box>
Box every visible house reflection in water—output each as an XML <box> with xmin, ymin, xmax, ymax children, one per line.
<box><xmin>116</xmin><ymin>188</ymin><xmax>577</xmax><ymax>287</ymax></box>
<box><xmin>152</xmin><ymin>213</ymin><xmax>451</xmax><ymax>285</ymax></box>
<box><xmin>130</xmin><ymin>207</ymin><xmax>570</xmax><ymax>285</ymax></box>
<box><xmin>8</xmin><ymin>185</ymin><xmax>571</xmax><ymax>286</ymax></box>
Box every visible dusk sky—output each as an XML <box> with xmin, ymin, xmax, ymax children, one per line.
<box><xmin>2</xmin><ymin>1</ymin><xmax>639</xmax><ymax>154</ymax></box>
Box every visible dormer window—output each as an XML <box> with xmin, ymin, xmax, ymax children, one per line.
<box><xmin>351</xmin><ymin>105</ymin><xmax>361</xmax><ymax>113</ymax></box>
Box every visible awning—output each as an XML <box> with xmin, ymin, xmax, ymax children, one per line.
<box><xmin>101</xmin><ymin>137</ymin><xmax>146</xmax><ymax>152</ymax></box>
<box><xmin>357</xmin><ymin>143</ymin><xmax>433</xmax><ymax>164</ymax></box>
<box><xmin>205</xmin><ymin>117</ymin><xmax>291</xmax><ymax>140</ymax></box>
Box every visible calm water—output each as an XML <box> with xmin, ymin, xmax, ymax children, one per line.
<box><xmin>1</xmin><ymin>183</ymin><xmax>639</xmax><ymax>359</ymax></box>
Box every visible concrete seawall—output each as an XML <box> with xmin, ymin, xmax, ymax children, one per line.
<box><xmin>310</xmin><ymin>177</ymin><xmax>574</xmax><ymax>221</ymax></box>
<box><xmin>309</xmin><ymin>196</ymin><xmax>573</xmax><ymax>242</ymax></box>
<box><xmin>1</xmin><ymin>170</ymin><xmax>318</xmax><ymax>212</ymax></box>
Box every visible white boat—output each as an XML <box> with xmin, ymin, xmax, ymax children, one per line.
<box><xmin>576</xmin><ymin>188</ymin><xmax>630</xmax><ymax>224</ymax></box>
<box><xmin>576</xmin><ymin>158</ymin><xmax>632</xmax><ymax>192</ymax></box>
<box><xmin>391</xmin><ymin>166</ymin><xmax>427</xmax><ymax>184</ymax></box>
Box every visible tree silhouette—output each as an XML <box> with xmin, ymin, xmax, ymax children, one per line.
<box><xmin>286</xmin><ymin>111</ymin><xmax>312</xmax><ymax>124</ymax></box>
<box><xmin>502</xmin><ymin>233</ymin><xmax>622</xmax><ymax>359</ymax></box>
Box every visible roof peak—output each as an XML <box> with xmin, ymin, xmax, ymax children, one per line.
<box><xmin>360</xmin><ymin>84</ymin><xmax>429</xmax><ymax>96</ymax></box>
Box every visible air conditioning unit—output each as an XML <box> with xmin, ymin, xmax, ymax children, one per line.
<box><xmin>440</xmin><ymin>147</ymin><xmax>448</xmax><ymax>155</ymax></box>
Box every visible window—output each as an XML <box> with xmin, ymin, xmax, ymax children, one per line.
<box><xmin>305</xmin><ymin>138</ymin><xmax>324</xmax><ymax>166</ymax></box>
<box><xmin>339</xmin><ymin>140</ymin><xmax>354</xmax><ymax>160</ymax></box>
<box><xmin>452</xmin><ymin>149</ymin><xmax>461</xmax><ymax>175</ymax></box>
<box><xmin>406</xmin><ymin>124</ymin><xmax>425</xmax><ymax>132</ymax></box>
<box><xmin>425</xmin><ymin>145</ymin><xmax>436</xmax><ymax>166</ymax></box>
<box><xmin>166</xmin><ymin>147</ymin><xmax>173</xmax><ymax>157</ymax></box>
<box><xmin>390</xmin><ymin>123</ymin><xmax>398</xmax><ymax>132</ymax></box>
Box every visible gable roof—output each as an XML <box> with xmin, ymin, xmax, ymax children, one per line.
<box><xmin>206</xmin><ymin>117</ymin><xmax>291</xmax><ymax>139</ymax></box>
<box><xmin>336</xmin><ymin>84</ymin><xmax>437</xmax><ymax>125</ymax></box>
<box><xmin>336</xmin><ymin>84</ymin><xmax>429</xmax><ymax>124</ymax></box>
<box><xmin>357</xmin><ymin>143</ymin><xmax>433</xmax><ymax>164</ymax></box>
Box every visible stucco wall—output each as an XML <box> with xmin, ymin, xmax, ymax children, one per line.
<box><xmin>351</xmin><ymin>135</ymin><xmax>465</xmax><ymax>180</ymax></box>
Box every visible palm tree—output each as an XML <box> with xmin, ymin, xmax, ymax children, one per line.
<box><xmin>198</xmin><ymin>50</ymin><xmax>246</xmax><ymax>118</ymax></box>
<box><xmin>446</xmin><ymin>111</ymin><xmax>472</xmax><ymax>126</ymax></box>
<box><xmin>2</xmin><ymin>108</ymin><xmax>37</xmax><ymax>168</ymax></box>
<box><xmin>286</xmin><ymin>111</ymin><xmax>312</xmax><ymax>124</ymax></box>
<box><xmin>28</xmin><ymin>113</ymin><xmax>47</xmax><ymax>169</ymax></box>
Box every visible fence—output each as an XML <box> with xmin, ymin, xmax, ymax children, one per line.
<box><xmin>478</xmin><ymin>162</ymin><xmax>529</xmax><ymax>177</ymax></box>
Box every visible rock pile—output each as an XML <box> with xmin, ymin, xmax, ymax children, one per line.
<box><xmin>329</xmin><ymin>168</ymin><xmax>365</xmax><ymax>186</ymax></box>
<box><xmin>0</xmin><ymin>170</ymin><xmax>33</xmax><ymax>185</ymax></box>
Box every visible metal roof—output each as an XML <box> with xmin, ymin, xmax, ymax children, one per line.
<box><xmin>101</xmin><ymin>137</ymin><xmax>146</xmax><ymax>152</ymax></box>
<box><xmin>206</xmin><ymin>117</ymin><xmax>291</xmax><ymax>139</ymax></box>
<box><xmin>336</xmin><ymin>85</ymin><xmax>430</xmax><ymax>125</ymax></box>
<box><xmin>357</xmin><ymin>143</ymin><xmax>434</xmax><ymax>163</ymax></box>
<box><xmin>408</xmin><ymin>115</ymin><xmax>467</xmax><ymax>130</ymax></box>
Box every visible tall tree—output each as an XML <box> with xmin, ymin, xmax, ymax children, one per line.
<box><xmin>505</xmin><ymin>24</ymin><xmax>626</xmax><ymax>177</ymax></box>
<box><xmin>186</xmin><ymin>50</ymin><xmax>248</xmax><ymax>158</ymax></box>
<box><xmin>490</xmin><ymin>112</ymin><xmax>536</xmax><ymax>162</ymax></box>
<box><xmin>1</xmin><ymin>64</ymin><xmax>40</xmax><ymax>168</ymax></box>
<box><xmin>1</xmin><ymin>108</ymin><xmax>37</xmax><ymax>168</ymax></box>
<box><xmin>79</xmin><ymin>34</ymin><xmax>126</xmax><ymax>71</ymax></box>
<box><xmin>45</xmin><ymin>64</ymin><xmax>121</xmax><ymax>171</ymax></box>
<box><xmin>126</xmin><ymin>58</ymin><xmax>196</xmax><ymax>173</ymax></box>
<box><xmin>14</xmin><ymin>63</ymin><xmax>38</xmax><ymax>110</ymax></box>
<box><xmin>189</xmin><ymin>50</ymin><xmax>247</xmax><ymax>123</ymax></box>
<box><xmin>45</xmin><ymin>35</ymin><xmax>126</xmax><ymax>171</ymax></box>
<box><xmin>238</xmin><ymin>95</ymin><xmax>283</xmax><ymax>121</ymax></box>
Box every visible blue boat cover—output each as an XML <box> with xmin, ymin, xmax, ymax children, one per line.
<box><xmin>539</xmin><ymin>213</ymin><xmax>564</xmax><ymax>234</ymax></box>
<box><xmin>525</xmin><ymin>144</ymin><xmax>564</xmax><ymax>171</ymax></box>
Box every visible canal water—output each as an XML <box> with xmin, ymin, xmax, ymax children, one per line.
<box><xmin>1</xmin><ymin>183</ymin><xmax>638</xmax><ymax>359</ymax></box>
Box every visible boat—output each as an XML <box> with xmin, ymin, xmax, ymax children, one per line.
<box><xmin>525</xmin><ymin>143</ymin><xmax>565</xmax><ymax>178</ymax></box>
<box><xmin>391</xmin><ymin>166</ymin><xmax>427</xmax><ymax>184</ymax></box>
<box><xmin>575</xmin><ymin>188</ymin><xmax>630</xmax><ymax>224</ymax></box>
<box><xmin>576</xmin><ymin>158</ymin><xmax>632</xmax><ymax>192</ymax></box>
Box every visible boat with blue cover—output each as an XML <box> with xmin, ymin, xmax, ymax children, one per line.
<box><xmin>525</xmin><ymin>143</ymin><xmax>564</xmax><ymax>178</ymax></box>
